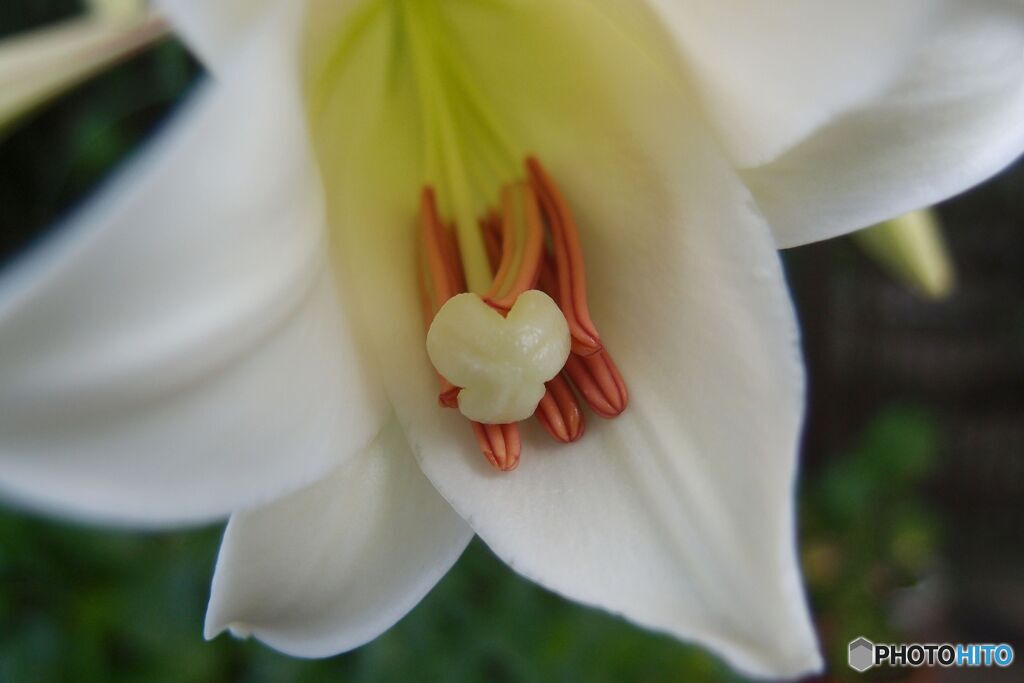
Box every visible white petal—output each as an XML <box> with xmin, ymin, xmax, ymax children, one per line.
<box><xmin>316</xmin><ymin>2</ymin><xmax>818</xmax><ymax>676</ymax></box>
<box><xmin>155</xmin><ymin>0</ymin><xmax>277</xmax><ymax>69</ymax></box>
<box><xmin>0</xmin><ymin>5</ymin><xmax>385</xmax><ymax>525</ymax></box>
<box><xmin>0</xmin><ymin>12</ymin><xmax>166</xmax><ymax>133</ymax></box>
<box><xmin>642</xmin><ymin>0</ymin><xmax>936</xmax><ymax>166</ymax></box>
<box><xmin>744</xmin><ymin>0</ymin><xmax>1024</xmax><ymax>247</ymax></box>
<box><xmin>156</xmin><ymin>0</ymin><xmax>358</xmax><ymax>71</ymax></box>
<box><xmin>204</xmin><ymin>416</ymin><xmax>473</xmax><ymax>656</ymax></box>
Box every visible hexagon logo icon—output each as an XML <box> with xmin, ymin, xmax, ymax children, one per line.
<box><xmin>848</xmin><ymin>637</ymin><xmax>875</xmax><ymax>672</ymax></box>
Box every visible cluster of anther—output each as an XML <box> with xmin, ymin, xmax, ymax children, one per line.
<box><xmin>418</xmin><ymin>157</ymin><xmax>628</xmax><ymax>471</ymax></box>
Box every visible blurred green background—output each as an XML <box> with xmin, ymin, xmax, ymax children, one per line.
<box><xmin>1</xmin><ymin>3</ymin><xmax>1022</xmax><ymax>682</ymax></box>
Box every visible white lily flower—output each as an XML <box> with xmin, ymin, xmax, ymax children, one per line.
<box><xmin>1</xmin><ymin>0</ymin><xmax>1023</xmax><ymax>679</ymax></box>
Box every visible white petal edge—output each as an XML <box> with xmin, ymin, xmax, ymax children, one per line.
<box><xmin>744</xmin><ymin>0</ymin><xmax>1024</xmax><ymax>248</ymax></box>
<box><xmin>0</xmin><ymin>2</ymin><xmax>386</xmax><ymax>526</ymax></box>
<box><xmin>640</xmin><ymin>0</ymin><xmax>937</xmax><ymax>167</ymax></box>
<box><xmin>0</xmin><ymin>12</ymin><xmax>167</xmax><ymax>133</ymax></box>
<box><xmin>204</xmin><ymin>415</ymin><xmax>473</xmax><ymax>656</ymax></box>
<box><xmin>316</xmin><ymin>1</ymin><xmax>820</xmax><ymax>677</ymax></box>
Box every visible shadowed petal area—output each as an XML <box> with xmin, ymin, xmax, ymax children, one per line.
<box><xmin>317</xmin><ymin>1</ymin><xmax>818</xmax><ymax>676</ymax></box>
<box><xmin>0</xmin><ymin>5</ymin><xmax>385</xmax><ymax>525</ymax></box>
<box><xmin>744</xmin><ymin>0</ymin><xmax>1024</xmax><ymax>247</ymax></box>
<box><xmin>642</xmin><ymin>0</ymin><xmax>936</xmax><ymax>166</ymax></box>
<box><xmin>204</xmin><ymin>416</ymin><xmax>473</xmax><ymax>656</ymax></box>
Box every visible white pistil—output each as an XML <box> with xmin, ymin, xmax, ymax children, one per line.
<box><xmin>426</xmin><ymin>291</ymin><xmax>570</xmax><ymax>424</ymax></box>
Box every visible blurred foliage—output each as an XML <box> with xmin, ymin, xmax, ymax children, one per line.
<box><xmin>0</xmin><ymin>5</ymin><xmax>943</xmax><ymax>682</ymax></box>
<box><xmin>802</xmin><ymin>407</ymin><xmax>940</xmax><ymax>682</ymax></box>
<box><xmin>0</xmin><ymin>520</ymin><xmax>736</xmax><ymax>683</ymax></box>
<box><xmin>0</xmin><ymin>0</ymin><xmax>79</xmax><ymax>39</ymax></box>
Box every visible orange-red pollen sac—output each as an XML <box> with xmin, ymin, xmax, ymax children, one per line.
<box><xmin>418</xmin><ymin>157</ymin><xmax>628</xmax><ymax>472</ymax></box>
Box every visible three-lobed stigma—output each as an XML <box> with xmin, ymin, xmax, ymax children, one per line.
<box><xmin>419</xmin><ymin>157</ymin><xmax>628</xmax><ymax>471</ymax></box>
<box><xmin>426</xmin><ymin>290</ymin><xmax>570</xmax><ymax>425</ymax></box>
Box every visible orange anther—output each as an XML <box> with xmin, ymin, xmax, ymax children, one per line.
<box><xmin>535</xmin><ymin>374</ymin><xmax>585</xmax><ymax>443</ymax></box>
<box><xmin>471</xmin><ymin>422</ymin><xmax>521</xmax><ymax>472</ymax></box>
<box><xmin>564</xmin><ymin>349</ymin><xmax>628</xmax><ymax>418</ymax></box>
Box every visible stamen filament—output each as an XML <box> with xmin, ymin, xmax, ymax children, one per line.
<box><xmin>485</xmin><ymin>182</ymin><xmax>543</xmax><ymax>311</ymax></box>
<box><xmin>419</xmin><ymin>188</ymin><xmax>459</xmax><ymax>304</ymax></box>
<box><xmin>480</xmin><ymin>211</ymin><xmax>503</xmax><ymax>273</ymax></box>
<box><xmin>440</xmin><ymin>220</ymin><xmax>466</xmax><ymax>293</ymax></box>
<box><xmin>527</xmin><ymin>157</ymin><xmax>602</xmax><ymax>356</ymax></box>
<box><xmin>485</xmin><ymin>187</ymin><xmax>517</xmax><ymax>302</ymax></box>
<box><xmin>419</xmin><ymin>188</ymin><xmax>461</xmax><ymax>407</ymax></box>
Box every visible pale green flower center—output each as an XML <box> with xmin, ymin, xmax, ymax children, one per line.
<box><xmin>315</xmin><ymin>0</ymin><xmax>523</xmax><ymax>293</ymax></box>
<box><xmin>308</xmin><ymin>0</ymin><xmax>636</xmax><ymax>469</ymax></box>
